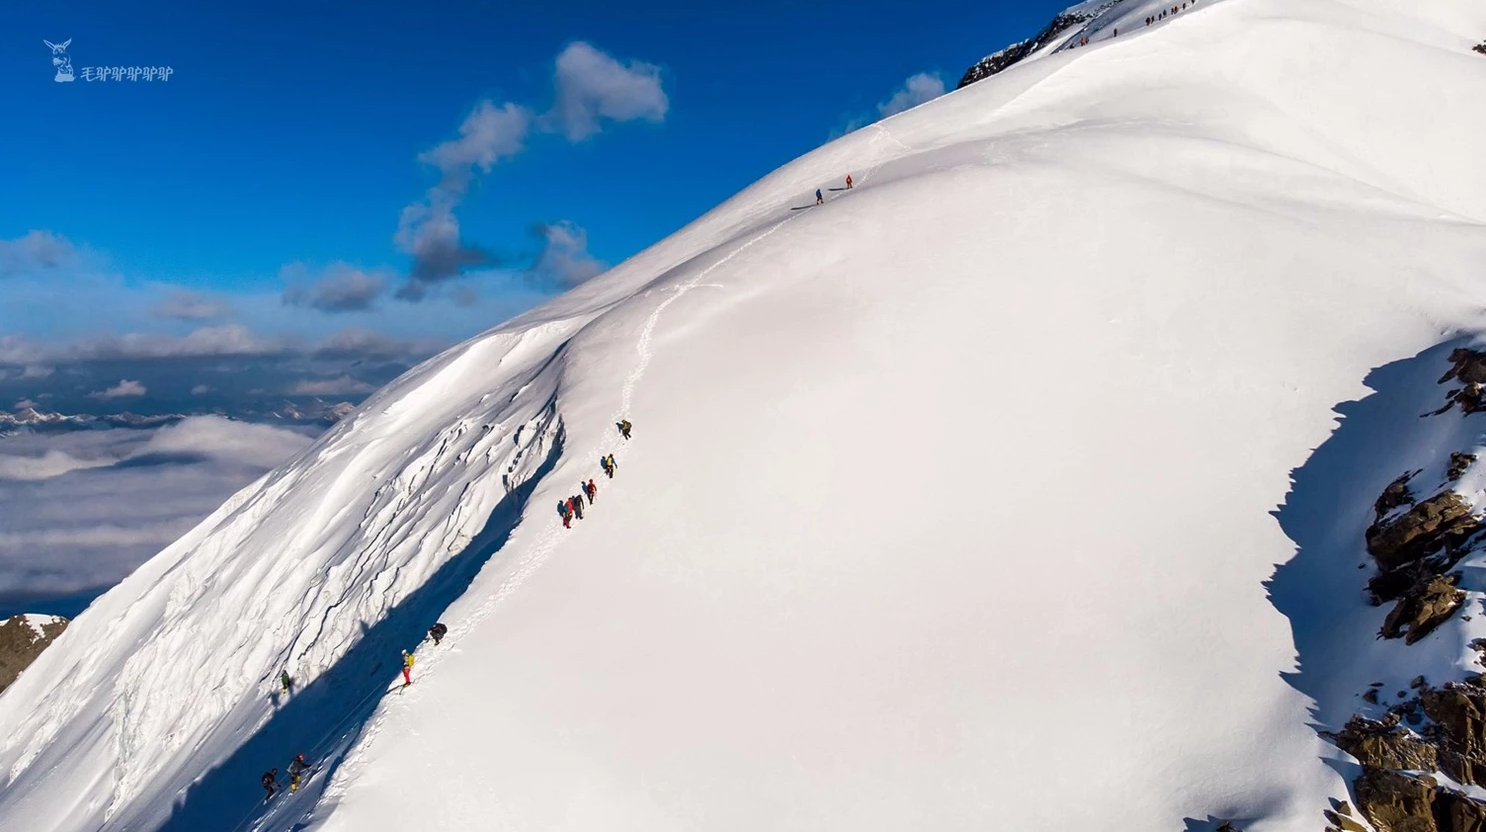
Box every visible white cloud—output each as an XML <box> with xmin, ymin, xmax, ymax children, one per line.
<box><xmin>0</xmin><ymin>324</ymin><xmax>433</xmax><ymax>369</ymax></box>
<box><xmin>282</xmin><ymin>263</ymin><xmax>389</xmax><ymax>313</ymax></box>
<box><xmin>544</xmin><ymin>42</ymin><xmax>669</xmax><ymax>141</ymax></box>
<box><xmin>289</xmin><ymin>376</ymin><xmax>375</xmax><ymax>397</ymax></box>
<box><xmin>877</xmin><ymin>72</ymin><xmax>946</xmax><ymax>119</ymax></box>
<box><xmin>140</xmin><ymin>416</ymin><xmax>314</xmax><ymax>463</ymax></box>
<box><xmin>90</xmin><ymin>379</ymin><xmax>147</xmax><ymax>399</ymax></box>
<box><xmin>531</xmin><ymin>221</ymin><xmax>606</xmax><ymax>287</ymax></box>
<box><xmin>418</xmin><ymin>101</ymin><xmax>533</xmax><ymax>191</ymax></box>
<box><xmin>837</xmin><ymin>72</ymin><xmax>948</xmax><ymax>137</ymax></box>
<box><xmin>394</xmin><ymin>195</ymin><xmax>490</xmax><ymax>291</ymax></box>
<box><xmin>190</xmin><ymin>384</ymin><xmax>212</xmax><ymax>395</ymax></box>
<box><xmin>315</xmin><ymin>327</ymin><xmax>437</xmax><ymax>360</ymax></box>
<box><xmin>394</xmin><ymin>42</ymin><xmax>666</xmax><ymax>298</ymax></box>
<box><xmin>151</xmin><ymin>291</ymin><xmax>230</xmax><ymax>322</ymax></box>
<box><xmin>0</xmin><ymin>449</ymin><xmax>115</xmax><ymax>481</ymax></box>
<box><xmin>0</xmin><ymin>230</ymin><xmax>77</xmax><ymax>276</ymax></box>
<box><xmin>13</xmin><ymin>399</ymin><xmax>37</xmax><ymax>410</ymax></box>
<box><xmin>0</xmin><ymin>524</ymin><xmax>191</xmax><ymax>550</ymax></box>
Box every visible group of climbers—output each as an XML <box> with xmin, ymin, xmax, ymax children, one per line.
<box><xmin>250</xmin><ymin>419</ymin><xmax>640</xmax><ymax>808</ymax></box>
<box><xmin>813</xmin><ymin>175</ymin><xmax>853</xmax><ymax>207</ymax></box>
<box><xmin>256</xmin><ymin>619</ymin><xmax>445</xmax><ymax>802</ymax></box>
<box><xmin>260</xmin><ymin>753</ymin><xmax>314</xmax><ymax>802</ymax></box>
<box><xmin>1146</xmin><ymin>0</ymin><xmax>1195</xmax><ymax>26</ymax></box>
<box><xmin>566</xmin><ymin>421</ymin><xmax>630</xmax><ymax>525</ymax></box>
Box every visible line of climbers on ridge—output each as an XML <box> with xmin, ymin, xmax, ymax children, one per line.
<box><xmin>253</xmin><ymin>418</ymin><xmax>638</xmax><ymax>807</ymax></box>
<box><xmin>1146</xmin><ymin>0</ymin><xmax>1196</xmax><ymax>27</ymax></box>
<box><xmin>560</xmin><ymin>419</ymin><xmax>630</xmax><ymax>528</ymax></box>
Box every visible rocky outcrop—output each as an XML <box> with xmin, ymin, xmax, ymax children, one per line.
<box><xmin>1474</xmin><ymin>42</ymin><xmax>1486</xmax><ymax>56</ymax></box>
<box><xmin>0</xmin><ymin>614</ymin><xmax>68</xmax><ymax>694</ymax></box>
<box><xmin>1376</xmin><ymin>472</ymin><xmax>1419</xmax><ymax>520</ymax></box>
<box><xmin>1421</xmin><ymin>683</ymin><xmax>1486</xmax><ymax>786</ymax></box>
<box><xmin>1329</xmin><ymin>714</ymin><xmax>1439</xmax><ymax>772</ymax></box>
<box><xmin>1381</xmin><ymin>573</ymin><xmax>1466</xmax><ymax>644</ymax></box>
<box><xmin>956</xmin><ymin>3</ymin><xmax>1118</xmax><ymax>88</ymax></box>
<box><xmin>1325</xmin><ymin>800</ymin><xmax>1368</xmax><ymax>832</ymax></box>
<box><xmin>1356</xmin><ymin>766</ymin><xmax>1486</xmax><ymax>832</ymax></box>
<box><xmin>1367</xmin><ymin>491</ymin><xmax>1480</xmax><ymax>573</ymax></box>
<box><xmin>1362</xmin><ymin>470</ymin><xmax>1480</xmax><ymax>644</ymax></box>
<box><xmin>1430</xmin><ymin>349</ymin><xmax>1486</xmax><ymax>415</ymax></box>
<box><xmin>1449</xmin><ymin>453</ymin><xmax>1477</xmax><ymax>482</ymax></box>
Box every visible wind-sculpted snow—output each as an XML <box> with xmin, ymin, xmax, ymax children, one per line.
<box><xmin>4</xmin><ymin>0</ymin><xmax>1486</xmax><ymax>830</ymax></box>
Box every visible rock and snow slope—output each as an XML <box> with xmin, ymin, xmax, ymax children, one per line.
<box><xmin>0</xmin><ymin>614</ymin><xmax>68</xmax><ymax>693</ymax></box>
<box><xmin>3</xmin><ymin>0</ymin><xmax>1486</xmax><ymax>829</ymax></box>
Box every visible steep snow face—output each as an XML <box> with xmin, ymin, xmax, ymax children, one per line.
<box><xmin>4</xmin><ymin>0</ymin><xmax>1486</xmax><ymax>830</ymax></box>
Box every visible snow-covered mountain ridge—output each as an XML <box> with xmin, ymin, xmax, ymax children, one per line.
<box><xmin>3</xmin><ymin>0</ymin><xmax>1486</xmax><ymax>830</ymax></box>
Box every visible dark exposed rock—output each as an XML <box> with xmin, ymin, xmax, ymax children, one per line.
<box><xmin>1367</xmin><ymin>491</ymin><xmax>1480</xmax><ymax>573</ymax></box>
<box><xmin>1429</xmin><ymin>350</ymin><xmax>1486</xmax><ymax>415</ymax></box>
<box><xmin>1354</xmin><ymin>767</ymin><xmax>1486</xmax><ymax>832</ymax></box>
<box><xmin>1380</xmin><ymin>574</ymin><xmax>1466</xmax><ymax>644</ymax></box>
<box><xmin>1472</xmin><ymin>640</ymin><xmax>1486</xmax><ymax>667</ymax></box>
<box><xmin>1325</xmin><ymin>808</ymin><xmax>1368</xmax><ymax>832</ymax></box>
<box><xmin>1214</xmin><ymin>822</ymin><xmax>1241</xmax><ymax>832</ymax></box>
<box><xmin>1356</xmin><ymin>767</ymin><xmax>1438</xmax><ymax>831</ymax></box>
<box><xmin>1421</xmin><ymin>683</ymin><xmax>1486</xmax><ymax>786</ymax></box>
<box><xmin>956</xmin><ymin>4</ymin><xmax>1116</xmax><ymax>88</ymax></box>
<box><xmin>1372</xmin><ymin>562</ymin><xmax>1434</xmax><ymax>605</ymax></box>
<box><xmin>1475</xmin><ymin>42</ymin><xmax>1486</xmax><ymax>56</ymax></box>
<box><xmin>1330</xmin><ymin>715</ymin><xmax>1439</xmax><ymax>771</ymax></box>
<box><xmin>1450</xmin><ymin>453</ymin><xmax>1478</xmax><ymax>482</ymax></box>
<box><xmin>1441</xmin><ymin>349</ymin><xmax>1486</xmax><ymax>386</ymax></box>
<box><xmin>0</xmin><ymin>614</ymin><xmax>69</xmax><ymax>693</ymax></box>
<box><xmin>1367</xmin><ymin>688</ymin><xmax>1382</xmax><ymax>704</ymax></box>
<box><xmin>1378</xmin><ymin>472</ymin><xmax>1420</xmax><ymax>520</ymax></box>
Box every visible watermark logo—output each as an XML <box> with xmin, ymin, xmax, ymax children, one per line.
<box><xmin>44</xmin><ymin>38</ymin><xmax>74</xmax><ymax>83</ymax></box>
<box><xmin>43</xmin><ymin>38</ymin><xmax>174</xmax><ymax>83</ymax></box>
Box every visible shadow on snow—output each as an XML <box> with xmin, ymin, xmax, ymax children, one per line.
<box><xmin>1265</xmin><ymin>339</ymin><xmax>1474</xmax><ymax>807</ymax></box>
<box><xmin>152</xmin><ymin>426</ymin><xmax>565</xmax><ymax>832</ymax></box>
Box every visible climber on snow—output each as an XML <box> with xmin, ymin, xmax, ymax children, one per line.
<box><xmin>289</xmin><ymin>753</ymin><xmax>311</xmax><ymax>792</ymax></box>
<box><xmin>402</xmin><ymin>649</ymin><xmax>415</xmax><ymax>687</ymax></box>
<box><xmin>584</xmin><ymin>478</ymin><xmax>597</xmax><ymax>502</ymax></box>
<box><xmin>279</xmin><ymin>670</ymin><xmax>293</xmax><ymax>696</ymax></box>
<box><xmin>573</xmin><ymin>492</ymin><xmax>585</xmax><ymax>520</ymax></box>
<box><xmin>815</xmin><ymin>189</ymin><xmax>824</xmax><ymax>205</ymax></box>
<box><xmin>617</xmin><ymin>419</ymin><xmax>632</xmax><ymax>440</ymax></box>
<box><xmin>428</xmin><ymin>622</ymin><xmax>448</xmax><ymax>645</ymax></box>
<box><xmin>262</xmin><ymin>769</ymin><xmax>278</xmax><ymax>802</ymax></box>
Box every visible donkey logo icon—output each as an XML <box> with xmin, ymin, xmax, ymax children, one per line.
<box><xmin>44</xmin><ymin>38</ymin><xmax>74</xmax><ymax>82</ymax></box>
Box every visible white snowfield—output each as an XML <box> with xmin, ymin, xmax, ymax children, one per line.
<box><xmin>4</xmin><ymin>0</ymin><xmax>1486</xmax><ymax>829</ymax></box>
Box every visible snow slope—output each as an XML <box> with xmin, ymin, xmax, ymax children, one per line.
<box><xmin>3</xmin><ymin>0</ymin><xmax>1486</xmax><ymax>829</ymax></box>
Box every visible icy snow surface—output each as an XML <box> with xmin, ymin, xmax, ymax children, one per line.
<box><xmin>3</xmin><ymin>0</ymin><xmax>1486</xmax><ymax>829</ymax></box>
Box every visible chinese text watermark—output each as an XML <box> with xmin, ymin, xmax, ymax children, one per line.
<box><xmin>44</xmin><ymin>39</ymin><xmax>174</xmax><ymax>83</ymax></box>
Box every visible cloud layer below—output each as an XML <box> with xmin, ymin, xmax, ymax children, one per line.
<box><xmin>0</xmin><ymin>417</ymin><xmax>316</xmax><ymax>616</ymax></box>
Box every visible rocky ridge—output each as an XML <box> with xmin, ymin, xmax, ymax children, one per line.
<box><xmin>1326</xmin><ymin>348</ymin><xmax>1486</xmax><ymax>831</ymax></box>
<box><xmin>0</xmin><ymin>614</ymin><xmax>68</xmax><ymax>694</ymax></box>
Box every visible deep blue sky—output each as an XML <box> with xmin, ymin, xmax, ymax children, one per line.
<box><xmin>1</xmin><ymin>0</ymin><xmax>1070</xmax><ymax>348</ymax></box>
